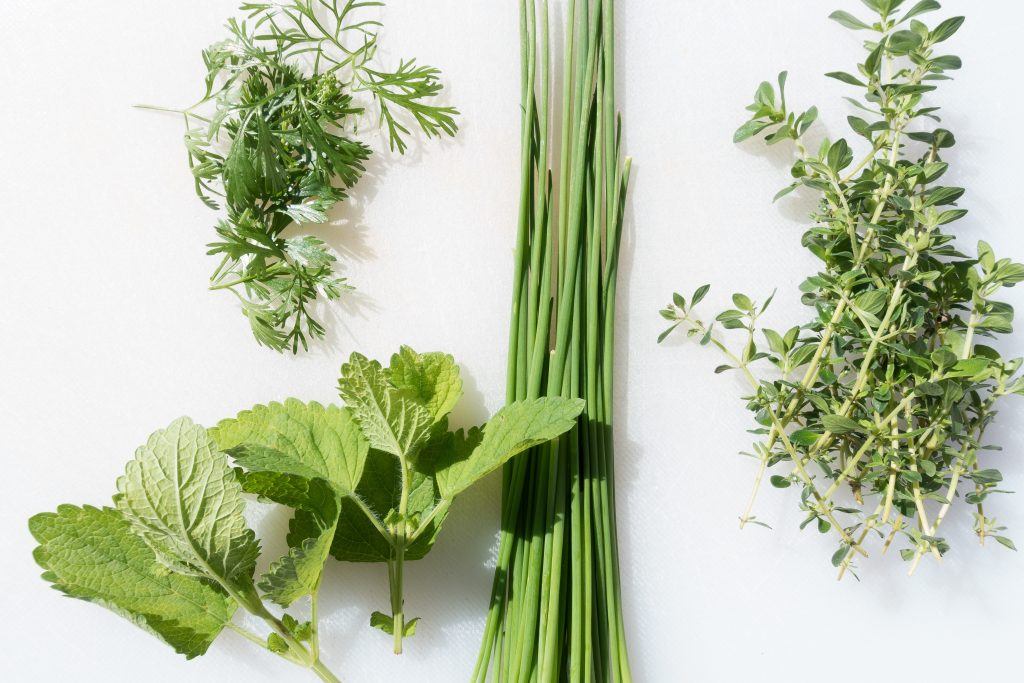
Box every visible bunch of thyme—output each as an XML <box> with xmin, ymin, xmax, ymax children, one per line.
<box><xmin>662</xmin><ymin>0</ymin><xmax>1023</xmax><ymax>578</ymax></box>
<box><xmin>144</xmin><ymin>1</ymin><xmax>457</xmax><ymax>352</ymax></box>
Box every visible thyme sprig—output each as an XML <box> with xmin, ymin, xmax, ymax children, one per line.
<box><xmin>145</xmin><ymin>1</ymin><xmax>457</xmax><ymax>352</ymax></box>
<box><xmin>662</xmin><ymin>0</ymin><xmax>1023</xmax><ymax>577</ymax></box>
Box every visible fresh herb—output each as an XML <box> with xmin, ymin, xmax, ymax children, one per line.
<box><xmin>210</xmin><ymin>346</ymin><xmax>584</xmax><ymax>654</ymax></box>
<box><xmin>142</xmin><ymin>1</ymin><xmax>458</xmax><ymax>352</ymax></box>
<box><xmin>662</xmin><ymin>1</ymin><xmax>1023</xmax><ymax>578</ymax></box>
<box><xmin>30</xmin><ymin>418</ymin><xmax>344</xmax><ymax>682</ymax></box>
<box><xmin>474</xmin><ymin>0</ymin><xmax>634</xmax><ymax>679</ymax></box>
<box><xmin>29</xmin><ymin>348</ymin><xmax>581</xmax><ymax>673</ymax></box>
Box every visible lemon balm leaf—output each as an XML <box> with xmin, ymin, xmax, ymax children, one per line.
<box><xmin>29</xmin><ymin>505</ymin><xmax>235</xmax><ymax>659</ymax></box>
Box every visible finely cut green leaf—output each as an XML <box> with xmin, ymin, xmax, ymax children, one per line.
<box><xmin>30</xmin><ymin>505</ymin><xmax>235</xmax><ymax>659</ymax></box>
<box><xmin>431</xmin><ymin>397</ymin><xmax>585</xmax><ymax>499</ymax></box>
<box><xmin>115</xmin><ymin>417</ymin><xmax>260</xmax><ymax>595</ymax></box>
<box><xmin>338</xmin><ymin>353</ymin><xmax>434</xmax><ymax>460</ymax></box>
<box><xmin>211</xmin><ymin>399</ymin><xmax>369</xmax><ymax>494</ymax></box>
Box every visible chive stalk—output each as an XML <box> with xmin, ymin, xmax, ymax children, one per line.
<box><xmin>474</xmin><ymin>0</ymin><xmax>633</xmax><ymax>678</ymax></box>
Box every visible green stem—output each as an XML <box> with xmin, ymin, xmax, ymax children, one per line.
<box><xmin>390</xmin><ymin>462</ymin><xmax>411</xmax><ymax>655</ymax></box>
<box><xmin>309</xmin><ymin>659</ymin><xmax>343</xmax><ymax>683</ymax></box>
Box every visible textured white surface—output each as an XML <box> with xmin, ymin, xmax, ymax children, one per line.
<box><xmin>2</xmin><ymin>1</ymin><xmax>1023</xmax><ymax>681</ymax></box>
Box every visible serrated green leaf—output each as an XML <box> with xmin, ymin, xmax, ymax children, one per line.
<box><xmin>115</xmin><ymin>418</ymin><xmax>260</xmax><ymax>597</ymax></box>
<box><xmin>282</xmin><ymin>204</ymin><xmax>329</xmax><ymax>226</ymax></box>
<box><xmin>283</xmin><ymin>235</ymin><xmax>334</xmax><ymax>268</ymax></box>
<box><xmin>211</xmin><ymin>399</ymin><xmax>369</xmax><ymax>494</ymax></box>
<box><xmin>389</xmin><ymin>346</ymin><xmax>463</xmax><ymax>423</ymax></box>
<box><xmin>267</xmin><ymin>632</ymin><xmax>290</xmax><ymax>654</ymax></box>
<box><xmin>429</xmin><ymin>398</ymin><xmax>584</xmax><ymax>500</ymax></box>
<box><xmin>30</xmin><ymin>505</ymin><xmax>235</xmax><ymax>659</ymax></box>
<box><xmin>257</xmin><ymin>481</ymin><xmax>339</xmax><ymax>607</ymax></box>
<box><xmin>338</xmin><ymin>353</ymin><xmax>434</xmax><ymax>461</ymax></box>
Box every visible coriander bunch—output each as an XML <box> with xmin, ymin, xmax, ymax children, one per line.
<box><xmin>146</xmin><ymin>0</ymin><xmax>458</xmax><ymax>352</ymax></box>
<box><xmin>661</xmin><ymin>0</ymin><xmax>1023</xmax><ymax>578</ymax></box>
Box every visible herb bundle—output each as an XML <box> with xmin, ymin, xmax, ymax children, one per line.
<box><xmin>29</xmin><ymin>347</ymin><xmax>582</xmax><ymax>676</ymax></box>
<box><xmin>661</xmin><ymin>0</ymin><xmax>1023</xmax><ymax>577</ymax></box>
<box><xmin>474</xmin><ymin>0</ymin><xmax>633</xmax><ymax>679</ymax></box>
<box><xmin>147</xmin><ymin>1</ymin><xmax>457</xmax><ymax>352</ymax></box>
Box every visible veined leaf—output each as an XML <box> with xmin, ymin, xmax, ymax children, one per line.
<box><xmin>329</xmin><ymin>447</ymin><xmax>446</xmax><ymax>562</ymax></box>
<box><xmin>115</xmin><ymin>418</ymin><xmax>260</xmax><ymax>597</ymax></box>
<box><xmin>211</xmin><ymin>399</ymin><xmax>369</xmax><ymax>494</ymax></box>
<box><xmin>389</xmin><ymin>346</ymin><xmax>464</xmax><ymax>423</ymax></box>
<box><xmin>430</xmin><ymin>398</ymin><xmax>584</xmax><ymax>500</ymax></box>
<box><xmin>338</xmin><ymin>353</ymin><xmax>434</xmax><ymax>461</ymax></box>
<box><xmin>30</xmin><ymin>505</ymin><xmax>235</xmax><ymax>659</ymax></box>
<box><xmin>256</xmin><ymin>479</ymin><xmax>340</xmax><ymax>607</ymax></box>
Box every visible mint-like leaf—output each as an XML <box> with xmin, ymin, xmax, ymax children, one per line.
<box><xmin>115</xmin><ymin>417</ymin><xmax>260</xmax><ymax>598</ymax></box>
<box><xmin>30</xmin><ymin>505</ymin><xmax>235</xmax><ymax>659</ymax></box>
<box><xmin>338</xmin><ymin>353</ymin><xmax>434</xmax><ymax>460</ymax></box>
<box><xmin>389</xmin><ymin>346</ymin><xmax>464</xmax><ymax>422</ymax></box>
<box><xmin>211</xmin><ymin>399</ymin><xmax>369</xmax><ymax>494</ymax></box>
<box><xmin>430</xmin><ymin>398</ymin><xmax>585</xmax><ymax>499</ymax></box>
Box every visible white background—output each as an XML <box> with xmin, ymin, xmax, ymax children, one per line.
<box><xmin>2</xmin><ymin>1</ymin><xmax>1023</xmax><ymax>681</ymax></box>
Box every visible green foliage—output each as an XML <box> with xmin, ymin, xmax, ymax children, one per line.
<box><xmin>30</xmin><ymin>505</ymin><xmax>236</xmax><ymax>659</ymax></box>
<box><xmin>30</xmin><ymin>419</ymin><xmax>345</xmax><ymax>682</ymax></box>
<box><xmin>211</xmin><ymin>346</ymin><xmax>584</xmax><ymax>653</ymax></box>
<box><xmin>115</xmin><ymin>418</ymin><xmax>261</xmax><ymax>596</ymax></box>
<box><xmin>476</xmin><ymin>0</ymin><xmax>635</xmax><ymax>678</ymax></box>
<box><xmin>152</xmin><ymin>1</ymin><xmax>458</xmax><ymax>352</ymax></box>
<box><xmin>664</xmin><ymin>2</ymin><xmax>1021</xmax><ymax>578</ymax></box>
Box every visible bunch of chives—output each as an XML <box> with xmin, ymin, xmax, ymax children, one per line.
<box><xmin>474</xmin><ymin>0</ymin><xmax>632</xmax><ymax>680</ymax></box>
